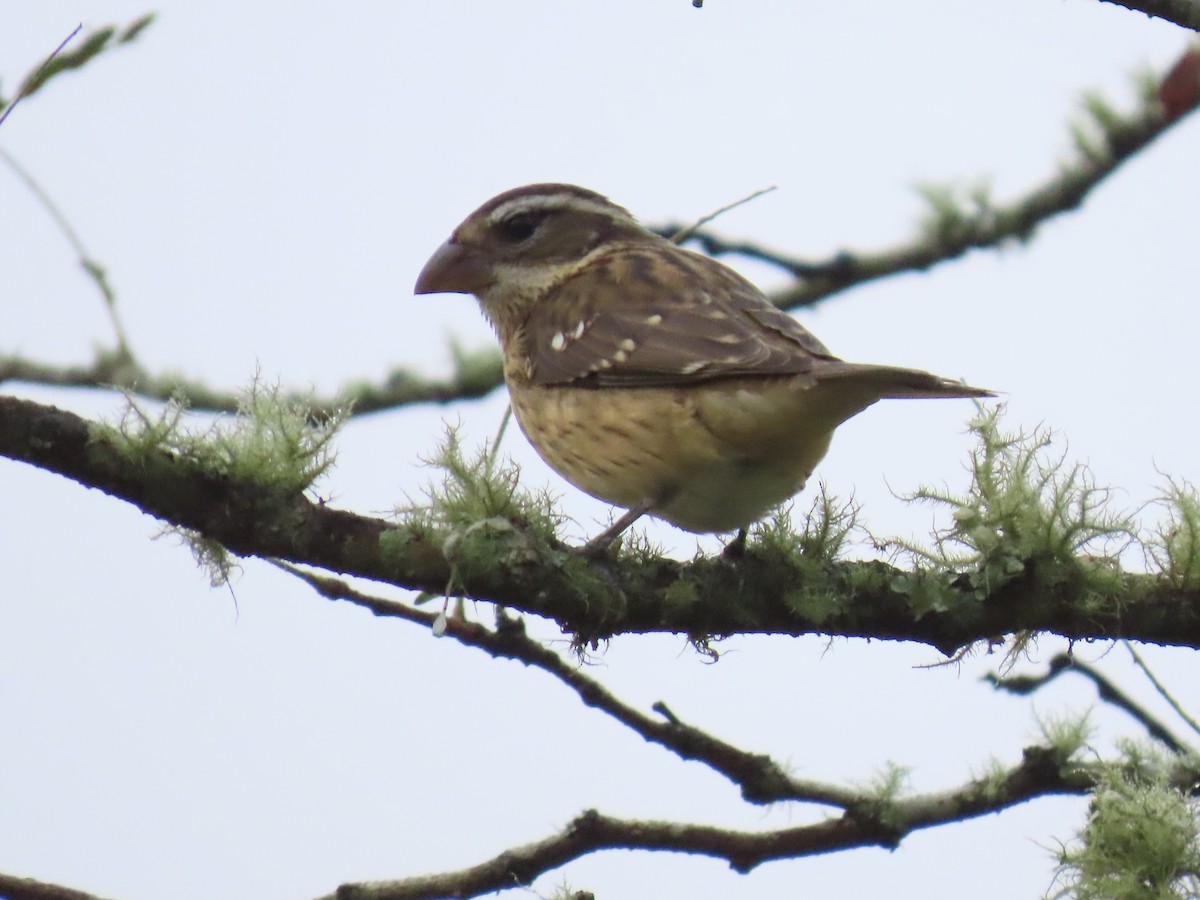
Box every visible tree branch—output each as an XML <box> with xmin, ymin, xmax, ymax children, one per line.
<box><xmin>657</xmin><ymin>48</ymin><xmax>1198</xmax><ymax>310</ymax></box>
<box><xmin>1097</xmin><ymin>0</ymin><xmax>1200</xmax><ymax>30</ymax></box>
<box><xmin>280</xmin><ymin>565</ymin><xmax>860</xmax><ymax>808</ymax></box>
<box><xmin>0</xmin><ymin>872</ymin><xmax>112</xmax><ymax>900</ymax></box>
<box><xmin>987</xmin><ymin>652</ymin><xmax>1197</xmax><ymax>755</ymax></box>
<box><xmin>0</xmin><ymin>348</ymin><xmax>504</xmax><ymax>418</ymax></box>
<box><xmin>326</xmin><ymin>746</ymin><xmax>1106</xmax><ymax>900</ymax></box>
<box><xmin>5</xmin><ymin>395</ymin><xmax>1200</xmax><ymax>654</ymax></box>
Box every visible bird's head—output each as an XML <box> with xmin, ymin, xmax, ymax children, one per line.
<box><xmin>414</xmin><ymin>183</ymin><xmax>650</xmax><ymax>336</ymax></box>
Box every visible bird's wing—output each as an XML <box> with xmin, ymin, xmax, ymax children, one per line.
<box><xmin>524</xmin><ymin>244</ymin><xmax>837</xmax><ymax>388</ymax></box>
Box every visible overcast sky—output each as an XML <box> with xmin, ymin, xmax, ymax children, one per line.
<box><xmin>2</xmin><ymin>2</ymin><xmax>1198</xmax><ymax>898</ymax></box>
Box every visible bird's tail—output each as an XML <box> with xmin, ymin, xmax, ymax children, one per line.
<box><xmin>815</xmin><ymin>361</ymin><xmax>995</xmax><ymax>400</ymax></box>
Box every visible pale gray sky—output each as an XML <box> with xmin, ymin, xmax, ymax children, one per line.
<box><xmin>2</xmin><ymin>2</ymin><xmax>1198</xmax><ymax>898</ymax></box>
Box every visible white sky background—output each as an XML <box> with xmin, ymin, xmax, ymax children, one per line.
<box><xmin>2</xmin><ymin>2</ymin><xmax>1198</xmax><ymax>898</ymax></box>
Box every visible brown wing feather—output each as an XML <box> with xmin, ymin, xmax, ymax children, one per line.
<box><xmin>525</xmin><ymin>244</ymin><xmax>836</xmax><ymax>388</ymax></box>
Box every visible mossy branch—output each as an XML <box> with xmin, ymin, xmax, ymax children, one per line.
<box><xmin>890</xmin><ymin>406</ymin><xmax>1136</xmax><ymax>617</ymax></box>
<box><xmin>4</xmin><ymin>394</ymin><xmax>1200</xmax><ymax>654</ymax></box>
<box><xmin>0</xmin><ymin>347</ymin><xmax>504</xmax><ymax>416</ymax></box>
<box><xmin>657</xmin><ymin>52</ymin><xmax>1200</xmax><ymax>311</ymax></box>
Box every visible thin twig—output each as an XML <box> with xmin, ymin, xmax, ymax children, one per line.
<box><xmin>3</xmin><ymin>15</ymin><xmax>156</xmax><ymax>107</ymax></box>
<box><xmin>1124</xmin><ymin>640</ymin><xmax>1200</xmax><ymax>740</ymax></box>
<box><xmin>0</xmin><ymin>24</ymin><xmax>81</xmax><ymax>129</ymax></box>
<box><xmin>0</xmin><ymin>149</ymin><xmax>134</xmax><ymax>362</ymax></box>
<box><xmin>484</xmin><ymin>404</ymin><xmax>514</xmax><ymax>473</ymax></box>
<box><xmin>325</xmin><ymin>746</ymin><xmax>1111</xmax><ymax>900</ymax></box>
<box><xmin>669</xmin><ymin>185</ymin><xmax>776</xmax><ymax>245</ymax></box>
<box><xmin>657</xmin><ymin>49</ymin><xmax>1198</xmax><ymax>310</ymax></box>
<box><xmin>987</xmin><ymin>652</ymin><xmax>1194</xmax><ymax>755</ymax></box>
<box><xmin>272</xmin><ymin>561</ymin><xmax>858</xmax><ymax>807</ymax></box>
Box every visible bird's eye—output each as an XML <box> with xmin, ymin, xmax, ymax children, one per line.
<box><xmin>493</xmin><ymin>211</ymin><xmax>546</xmax><ymax>244</ymax></box>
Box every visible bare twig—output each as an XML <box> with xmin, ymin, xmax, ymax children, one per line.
<box><xmin>987</xmin><ymin>652</ymin><xmax>1195</xmax><ymax>755</ymax></box>
<box><xmin>1</xmin><ymin>17</ymin><xmax>160</xmax><ymax>371</ymax></box>
<box><xmin>1124</xmin><ymin>641</ymin><xmax>1200</xmax><ymax>740</ymax></box>
<box><xmin>325</xmin><ymin>747</ymin><xmax>1105</xmax><ymax>900</ymax></box>
<box><xmin>0</xmin><ymin>16</ymin><xmax>156</xmax><ymax>112</ymax></box>
<box><xmin>275</xmin><ymin>563</ymin><xmax>857</xmax><ymax>808</ymax></box>
<box><xmin>669</xmin><ymin>186</ymin><xmax>776</xmax><ymax>245</ymax></box>
<box><xmin>0</xmin><ymin>149</ymin><xmax>135</xmax><ymax>362</ymax></box>
<box><xmin>0</xmin><ymin>25</ymin><xmax>81</xmax><ymax>129</ymax></box>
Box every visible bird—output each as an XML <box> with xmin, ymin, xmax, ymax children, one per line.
<box><xmin>414</xmin><ymin>183</ymin><xmax>993</xmax><ymax>554</ymax></box>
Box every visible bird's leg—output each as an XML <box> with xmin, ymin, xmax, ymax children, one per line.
<box><xmin>576</xmin><ymin>500</ymin><xmax>654</xmax><ymax>557</ymax></box>
<box><xmin>722</xmin><ymin>528</ymin><xmax>749</xmax><ymax>559</ymax></box>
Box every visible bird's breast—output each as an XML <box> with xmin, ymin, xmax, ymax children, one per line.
<box><xmin>506</xmin><ymin>378</ymin><xmax>846</xmax><ymax>533</ymax></box>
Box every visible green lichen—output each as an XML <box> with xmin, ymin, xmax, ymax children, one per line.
<box><xmin>400</xmin><ymin>421</ymin><xmax>560</xmax><ymax>542</ymax></box>
<box><xmin>1035</xmin><ymin>709</ymin><xmax>1094</xmax><ymax>763</ymax></box>
<box><xmin>914</xmin><ymin>178</ymin><xmax>995</xmax><ymax>247</ymax></box>
<box><xmin>1048</xmin><ymin>755</ymin><xmax>1200</xmax><ymax>899</ymax></box>
<box><xmin>1144</xmin><ymin>477</ymin><xmax>1200</xmax><ymax>589</ymax></box>
<box><xmin>749</xmin><ymin>483</ymin><xmax>860</xmax><ymax>562</ymax></box>
<box><xmin>93</xmin><ymin>378</ymin><xmax>344</xmax><ymax>587</ymax></box>
<box><xmin>750</xmin><ymin>485</ymin><xmax>862</xmax><ymax>623</ymax></box>
<box><xmin>99</xmin><ymin>377</ymin><xmax>344</xmax><ymax>494</ymax></box>
<box><xmin>893</xmin><ymin>405</ymin><xmax>1133</xmax><ymax>611</ymax></box>
<box><xmin>396</xmin><ymin>421</ymin><xmax>563</xmax><ymax>592</ymax></box>
<box><xmin>857</xmin><ymin>762</ymin><xmax>912</xmax><ymax>833</ymax></box>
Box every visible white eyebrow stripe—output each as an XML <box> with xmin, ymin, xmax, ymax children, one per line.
<box><xmin>486</xmin><ymin>193</ymin><xmax>622</xmax><ymax>224</ymax></box>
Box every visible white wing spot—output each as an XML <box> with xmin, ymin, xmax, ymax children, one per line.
<box><xmin>550</xmin><ymin>332</ymin><xmax>567</xmax><ymax>351</ymax></box>
<box><xmin>716</xmin><ymin>333</ymin><xmax>742</xmax><ymax>344</ymax></box>
<box><xmin>618</xmin><ymin>338</ymin><xmax>637</xmax><ymax>352</ymax></box>
<box><xmin>571</xmin><ymin>320</ymin><xmax>586</xmax><ymax>339</ymax></box>
<box><xmin>681</xmin><ymin>360</ymin><xmax>707</xmax><ymax>375</ymax></box>
<box><xmin>644</xmin><ymin>314</ymin><xmax>663</xmax><ymax>326</ymax></box>
<box><xmin>597</xmin><ymin>358</ymin><xmax>613</xmax><ymax>369</ymax></box>
<box><xmin>612</xmin><ymin>350</ymin><xmax>628</xmax><ymax>363</ymax></box>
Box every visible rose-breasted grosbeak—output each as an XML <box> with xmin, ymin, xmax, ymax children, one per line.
<box><xmin>415</xmin><ymin>183</ymin><xmax>991</xmax><ymax>551</ymax></box>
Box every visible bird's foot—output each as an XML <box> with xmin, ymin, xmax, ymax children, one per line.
<box><xmin>573</xmin><ymin>502</ymin><xmax>652</xmax><ymax>558</ymax></box>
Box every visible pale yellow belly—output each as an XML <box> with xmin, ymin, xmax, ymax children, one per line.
<box><xmin>508</xmin><ymin>378</ymin><xmax>866</xmax><ymax>533</ymax></box>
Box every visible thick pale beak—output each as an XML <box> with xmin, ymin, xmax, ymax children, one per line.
<box><xmin>413</xmin><ymin>239</ymin><xmax>494</xmax><ymax>295</ymax></box>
